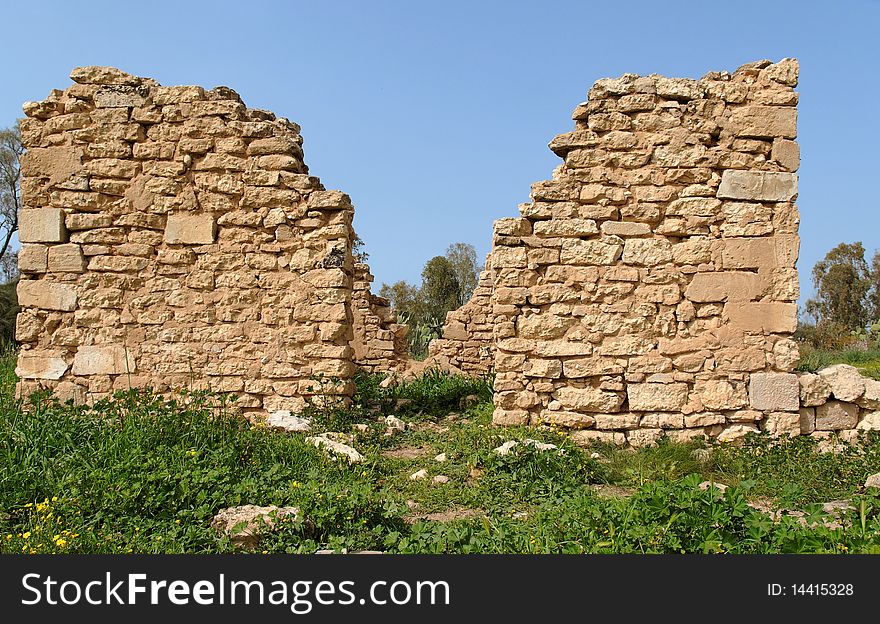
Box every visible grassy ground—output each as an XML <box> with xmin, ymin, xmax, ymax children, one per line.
<box><xmin>795</xmin><ymin>346</ymin><xmax>880</xmax><ymax>380</ymax></box>
<box><xmin>2</xmin><ymin>349</ymin><xmax>880</xmax><ymax>554</ymax></box>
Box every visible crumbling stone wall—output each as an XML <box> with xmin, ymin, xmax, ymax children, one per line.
<box><xmin>427</xmin><ymin>254</ymin><xmax>496</xmax><ymax>374</ymax></box>
<box><xmin>15</xmin><ymin>66</ymin><xmax>357</xmax><ymax>415</ymax></box>
<box><xmin>489</xmin><ymin>59</ymin><xmax>805</xmax><ymax>445</ymax></box>
<box><xmin>350</xmin><ymin>262</ymin><xmax>409</xmax><ymax>373</ymax></box>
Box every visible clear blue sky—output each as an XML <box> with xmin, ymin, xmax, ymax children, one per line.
<box><xmin>2</xmin><ymin>0</ymin><xmax>879</xmax><ymax>310</ymax></box>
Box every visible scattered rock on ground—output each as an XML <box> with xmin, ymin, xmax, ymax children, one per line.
<box><xmin>211</xmin><ymin>505</ymin><xmax>299</xmax><ymax>548</ymax></box>
<box><xmin>432</xmin><ymin>475</ymin><xmax>450</xmax><ymax>484</ymax></box>
<box><xmin>493</xmin><ymin>439</ymin><xmax>562</xmax><ymax>456</ymax></box>
<box><xmin>353</xmin><ymin>423</ymin><xmax>369</xmax><ymax>433</ymax></box>
<box><xmin>866</xmin><ymin>473</ymin><xmax>880</xmax><ymax>489</ymax></box>
<box><xmin>409</xmin><ymin>469</ymin><xmax>428</xmax><ymax>481</ymax></box>
<box><xmin>434</xmin><ymin>452</ymin><xmax>447</xmax><ymax>463</ymax></box>
<box><xmin>384</xmin><ymin>415</ymin><xmax>407</xmax><ymax>436</ymax></box>
<box><xmin>306</xmin><ymin>434</ymin><xmax>365</xmax><ymax>463</ymax></box>
<box><xmin>265</xmin><ymin>410</ymin><xmax>311</xmax><ymax>432</ymax></box>
<box><xmin>691</xmin><ymin>448</ymin><xmax>712</xmax><ymax>463</ymax></box>
<box><xmin>698</xmin><ymin>481</ymin><xmax>729</xmax><ymax>492</ymax></box>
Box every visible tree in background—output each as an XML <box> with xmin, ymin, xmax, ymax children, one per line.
<box><xmin>0</xmin><ymin>124</ymin><xmax>22</xmax><ymax>274</ymax></box>
<box><xmin>445</xmin><ymin>242</ymin><xmax>481</xmax><ymax>306</ymax></box>
<box><xmin>805</xmin><ymin>242</ymin><xmax>872</xmax><ymax>331</ymax></box>
<box><xmin>379</xmin><ymin>242</ymin><xmax>481</xmax><ymax>358</ymax></box>
<box><xmin>0</xmin><ymin>124</ymin><xmax>21</xmax><ymax>344</ymax></box>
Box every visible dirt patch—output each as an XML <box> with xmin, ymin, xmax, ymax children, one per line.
<box><xmin>405</xmin><ymin>507</ymin><xmax>485</xmax><ymax>524</ymax></box>
<box><xmin>381</xmin><ymin>445</ymin><xmax>433</xmax><ymax>460</ymax></box>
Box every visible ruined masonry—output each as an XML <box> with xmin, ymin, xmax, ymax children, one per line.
<box><xmin>15</xmin><ymin>66</ymin><xmax>406</xmax><ymax>415</ymax></box>
<box><xmin>16</xmin><ymin>61</ymin><xmax>880</xmax><ymax>445</ymax></box>
<box><xmin>432</xmin><ymin>57</ymin><xmax>880</xmax><ymax>445</ymax></box>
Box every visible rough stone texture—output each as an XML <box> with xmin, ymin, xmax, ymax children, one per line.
<box><xmin>749</xmin><ymin>373</ymin><xmax>800</xmax><ymax>411</ymax></box>
<box><xmin>350</xmin><ymin>263</ymin><xmax>409</xmax><ymax>373</ymax></box>
<box><xmin>211</xmin><ymin>504</ymin><xmax>300</xmax><ymax>548</ymax></box>
<box><xmin>818</xmin><ymin>364</ymin><xmax>866</xmax><ymax>403</ymax></box>
<box><xmin>815</xmin><ymin>400</ymin><xmax>860</xmax><ymax>431</ymax></box>
<box><xmin>427</xmin><ymin>255</ymin><xmax>496</xmax><ymax>374</ymax></box>
<box><xmin>16</xmin><ymin>67</ymin><xmax>359</xmax><ymax>413</ymax></box>
<box><xmin>470</xmin><ymin>59</ymin><xmax>806</xmax><ymax>445</ymax></box>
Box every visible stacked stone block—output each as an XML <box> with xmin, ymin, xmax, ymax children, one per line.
<box><xmin>350</xmin><ymin>262</ymin><xmax>409</xmax><ymax>373</ymax></box>
<box><xmin>15</xmin><ymin>66</ymin><xmax>357</xmax><ymax>414</ymax></box>
<box><xmin>489</xmin><ymin>59</ymin><xmax>805</xmax><ymax>445</ymax></box>
<box><xmin>427</xmin><ymin>255</ymin><xmax>496</xmax><ymax>374</ymax></box>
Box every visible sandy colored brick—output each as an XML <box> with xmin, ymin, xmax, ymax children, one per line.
<box><xmin>72</xmin><ymin>345</ymin><xmax>137</xmax><ymax>375</ymax></box>
<box><xmin>717</xmin><ymin>170</ymin><xmax>798</xmax><ymax>202</ymax></box>
<box><xmin>164</xmin><ymin>214</ymin><xmax>217</xmax><ymax>244</ymax></box>
<box><xmin>48</xmin><ymin>244</ymin><xmax>86</xmax><ymax>273</ymax></box>
<box><xmin>627</xmin><ymin>383</ymin><xmax>689</xmax><ymax>411</ymax></box>
<box><xmin>19</xmin><ymin>208</ymin><xmax>67</xmax><ymax>243</ymax></box>
<box><xmin>17</xmin><ymin>280</ymin><xmax>77</xmax><ymax>311</ymax></box>
<box><xmin>15</xmin><ymin>352</ymin><xmax>69</xmax><ymax>380</ymax></box>
<box><xmin>749</xmin><ymin>373</ymin><xmax>799</xmax><ymax>411</ymax></box>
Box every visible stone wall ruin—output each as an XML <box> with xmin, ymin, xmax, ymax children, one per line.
<box><xmin>16</xmin><ymin>60</ymin><xmax>880</xmax><ymax>445</ymax></box>
<box><xmin>15</xmin><ymin>66</ymin><xmax>364</xmax><ymax>415</ymax></box>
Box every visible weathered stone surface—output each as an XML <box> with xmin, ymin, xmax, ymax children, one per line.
<box><xmin>15</xmin><ymin>352</ymin><xmax>69</xmax><ymax>380</ymax></box>
<box><xmin>817</xmin><ymin>364</ymin><xmax>866</xmax><ymax>402</ymax></box>
<box><xmin>17</xmin><ymin>280</ymin><xmax>77</xmax><ymax>311</ymax></box>
<box><xmin>265</xmin><ymin>411</ymin><xmax>311</xmax><ymax>432</ymax></box>
<box><xmin>799</xmin><ymin>373</ymin><xmax>831</xmax><ymax>407</ymax></box>
<box><xmin>627</xmin><ymin>383</ymin><xmax>688</xmax><ymax>411</ymax></box>
<box><xmin>71</xmin><ymin>345</ymin><xmax>136</xmax><ymax>375</ymax></box>
<box><xmin>18</xmin><ymin>245</ymin><xmax>48</xmax><ymax>273</ymax></box>
<box><xmin>685</xmin><ymin>272</ymin><xmax>764</xmax><ymax>303</ymax></box>
<box><xmin>728</xmin><ymin>106</ymin><xmax>797</xmax><ymax>139</ymax></box>
<box><xmin>749</xmin><ymin>373</ymin><xmax>799</xmax><ymax>411</ymax></box>
<box><xmin>553</xmin><ymin>386</ymin><xmax>624</xmax><ymax>412</ymax></box>
<box><xmin>18</xmin><ymin>209</ymin><xmax>67</xmax><ymax>243</ymax></box>
<box><xmin>815</xmin><ymin>401</ymin><xmax>859</xmax><ymax>431</ymax></box>
<box><xmin>763</xmin><ymin>412</ymin><xmax>800</xmax><ymax>437</ymax></box>
<box><xmin>164</xmin><ymin>214</ymin><xmax>217</xmax><ymax>244</ymax></box>
<box><xmin>717</xmin><ymin>171</ymin><xmax>798</xmax><ymax>202</ymax></box>
<box><xmin>716</xmin><ymin>424</ymin><xmax>759</xmax><ymax>443</ymax></box>
<box><xmin>211</xmin><ymin>504</ymin><xmax>300</xmax><ymax>548</ymax></box>
<box><xmin>306</xmin><ymin>434</ymin><xmax>365</xmax><ymax>463</ymax></box>
<box><xmin>47</xmin><ymin>244</ymin><xmax>86</xmax><ymax>273</ymax></box>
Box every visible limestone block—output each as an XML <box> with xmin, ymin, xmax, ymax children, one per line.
<box><xmin>666</xmin><ymin>197</ymin><xmax>722</xmax><ymax>217</ymax></box>
<box><xmin>18</xmin><ymin>245</ymin><xmax>48</xmax><ymax>273</ymax></box>
<box><xmin>717</xmin><ymin>171</ymin><xmax>797</xmax><ymax>202</ymax></box>
<box><xmin>721</xmin><ymin>238</ymin><xmax>776</xmax><ymax>270</ymax></box>
<box><xmin>815</xmin><ymin>400</ymin><xmax>859</xmax><ymax>431</ymax></box>
<box><xmin>857</xmin><ymin>411</ymin><xmax>880</xmax><ymax>431</ymax></box>
<box><xmin>19</xmin><ymin>146</ymin><xmax>84</xmax><ymax>185</ymax></box>
<box><xmin>817</xmin><ymin>364</ymin><xmax>866</xmax><ymax>402</ymax></box>
<box><xmin>560</xmin><ymin>239</ymin><xmax>623</xmax><ymax>265</ymax></box>
<box><xmin>622</xmin><ymin>238</ymin><xmax>672</xmax><ymax>266</ymax></box>
<box><xmin>70</xmin><ymin>66</ymin><xmax>142</xmax><ymax>85</ymax></box>
<box><xmin>696</xmin><ymin>380</ymin><xmax>748</xmax><ymax>411</ymax></box>
<box><xmin>19</xmin><ymin>208</ymin><xmax>67</xmax><ymax>243</ymax></box>
<box><xmin>17</xmin><ymin>280</ymin><xmax>77</xmax><ymax>311</ymax></box>
<box><xmin>164</xmin><ymin>214</ymin><xmax>217</xmax><ymax>244</ymax></box>
<box><xmin>685</xmin><ymin>272</ymin><xmax>764</xmax><ymax>303</ymax></box>
<box><xmin>628</xmin><ymin>428</ymin><xmax>664</xmax><ymax>448</ymax></box>
<box><xmin>72</xmin><ymin>345</ymin><xmax>137</xmax><ymax>375</ymax></box>
<box><xmin>762</xmin><ymin>412</ymin><xmax>801</xmax><ymax>437</ymax></box>
<box><xmin>728</xmin><ymin>105</ymin><xmax>797</xmax><ymax>139</ymax></box>
<box><xmin>723</xmin><ymin>302</ymin><xmax>798</xmax><ymax>334</ymax></box>
<box><xmin>627</xmin><ymin>383</ymin><xmax>689</xmax><ymax>411</ymax></box>
<box><xmin>799</xmin><ymin>407</ymin><xmax>816</xmax><ymax>434</ymax></box>
<box><xmin>600</xmin><ymin>221</ymin><xmax>651</xmax><ymax>236</ymax></box>
<box><xmin>540</xmin><ymin>411</ymin><xmax>595</xmax><ymax>429</ymax></box>
<box><xmin>553</xmin><ymin>386</ymin><xmax>624</xmax><ymax>412</ymax></box>
<box><xmin>748</xmin><ymin>372</ymin><xmax>799</xmax><ymax>411</ymax></box>
<box><xmin>798</xmin><ymin>373</ymin><xmax>831</xmax><ymax>407</ymax></box>
<box><xmin>533</xmin><ymin>219</ymin><xmax>598</xmax><ymax>237</ymax></box>
<box><xmin>67</xmin><ymin>213</ymin><xmax>113</xmax><ymax>231</ymax></box>
<box><xmin>857</xmin><ymin>379</ymin><xmax>880</xmax><ymax>409</ymax></box>
<box><xmin>569</xmin><ymin>430</ymin><xmax>626</xmax><ymax>447</ymax></box>
<box><xmin>48</xmin><ymin>244</ymin><xmax>86</xmax><ymax>273</ymax></box>
<box><xmin>716</xmin><ymin>424</ymin><xmax>759</xmax><ymax>443</ymax></box>
<box><xmin>771</xmin><ymin>138</ymin><xmax>800</xmax><ymax>171</ymax></box>
<box><xmin>95</xmin><ymin>85</ymin><xmax>148</xmax><ymax>108</ymax></box>
<box><xmin>16</xmin><ymin>352</ymin><xmax>69</xmax><ymax>380</ymax></box>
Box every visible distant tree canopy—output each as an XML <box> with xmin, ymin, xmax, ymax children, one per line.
<box><xmin>0</xmin><ymin>123</ymin><xmax>21</xmax><ymax>344</ymax></box>
<box><xmin>379</xmin><ymin>242</ymin><xmax>482</xmax><ymax>357</ymax></box>
<box><xmin>805</xmin><ymin>242</ymin><xmax>876</xmax><ymax>332</ymax></box>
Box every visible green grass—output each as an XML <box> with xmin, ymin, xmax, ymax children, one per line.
<box><xmin>3</xmin><ymin>350</ymin><xmax>880</xmax><ymax>554</ymax></box>
<box><xmin>795</xmin><ymin>346</ymin><xmax>880</xmax><ymax>380</ymax></box>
